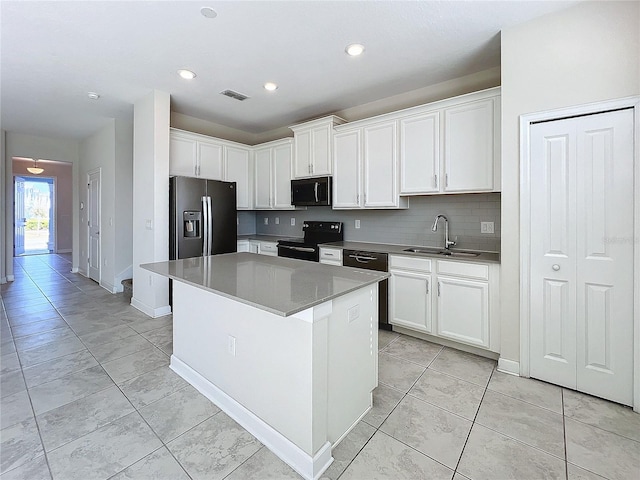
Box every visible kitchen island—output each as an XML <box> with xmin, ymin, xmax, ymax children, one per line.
<box><xmin>141</xmin><ymin>253</ymin><xmax>388</xmax><ymax>480</ymax></box>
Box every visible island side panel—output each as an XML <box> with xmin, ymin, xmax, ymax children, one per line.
<box><xmin>327</xmin><ymin>283</ymin><xmax>378</xmax><ymax>443</ymax></box>
<box><xmin>171</xmin><ymin>280</ymin><xmax>328</xmax><ymax>457</ymax></box>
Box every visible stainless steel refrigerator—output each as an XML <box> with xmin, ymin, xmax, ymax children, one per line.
<box><xmin>169</xmin><ymin>176</ymin><xmax>237</xmax><ymax>260</ymax></box>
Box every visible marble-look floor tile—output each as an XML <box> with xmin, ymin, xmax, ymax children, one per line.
<box><xmin>22</xmin><ymin>349</ymin><xmax>98</xmax><ymax>388</ymax></box>
<box><xmin>378</xmin><ymin>353</ymin><xmax>425</xmax><ymax>392</ymax></box>
<box><xmin>28</xmin><ymin>365</ymin><xmax>113</xmax><ymax>414</ymax></box>
<box><xmin>0</xmin><ymin>390</ymin><xmax>33</xmax><ymax>430</ymax></box>
<box><xmin>567</xmin><ymin>463</ymin><xmax>608</xmax><ymax>480</ymax></box>
<box><xmin>0</xmin><ymin>417</ymin><xmax>44</xmax><ymax>475</ymax></box>
<box><xmin>320</xmin><ymin>421</ymin><xmax>376</xmax><ymax>480</ymax></box>
<box><xmin>226</xmin><ymin>446</ymin><xmax>302</xmax><ymax>480</ymax></box>
<box><xmin>140</xmin><ymin>325</ymin><xmax>172</xmax><ymax>347</ymax></box>
<box><xmin>0</xmin><ymin>455</ymin><xmax>51</xmax><ymax>480</ymax></box>
<box><xmin>381</xmin><ymin>335</ymin><xmax>443</xmax><ymax>367</ymax></box>
<box><xmin>1</xmin><ymin>352</ymin><xmax>20</xmax><ymax>375</ymax></box>
<box><xmin>13</xmin><ymin>327</ymin><xmax>76</xmax><ymax>352</ymax></box>
<box><xmin>378</xmin><ymin>329</ymin><xmax>399</xmax><ymax>350</ymax></box>
<box><xmin>18</xmin><ymin>335</ymin><xmax>85</xmax><ymax>367</ymax></box>
<box><xmin>5</xmin><ymin>302</ymin><xmax>57</xmax><ymax>317</ymax></box>
<box><xmin>126</xmin><ymin>316</ymin><xmax>172</xmax><ymax>334</ymax></box>
<box><xmin>139</xmin><ymin>384</ymin><xmax>220</xmax><ymax>442</ymax></box>
<box><xmin>380</xmin><ymin>394</ymin><xmax>471</xmax><ymax>469</ymax></box>
<box><xmin>563</xmin><ymin>388</ymin><xmax>640</xmax><ymax>442</ymax></box>
<box><xmin>0</xmin><ymin>371</ymin><xmax>26</xmax><ymax>398</ymax></box>
<box><xmin>158</xmin><ymin>341</ymin><xmax>173</xmax><ymax>356</ymax></box>
<box><xmin>457</xmin><ymin>424</ymin><xmax>566</xmax><ymax>480</ymax></box>
<box><xmin>78</xmin><ymin>324</ymin><xmax>138</xmax><ymax>349</ymax></box>
<box><xmin>565</xmin><ymin>417</ymin><xmax>640</xmax><ymax>480</ymax></box>
<box><xmin>167</xmin><ymin>413</ymin><xmax>262</xmax><ymax>480</ymax></box>
<box><xmin>428</xmin><ymin>347</ymin><xmax>495</xmax><ymax>386</ymax></box>
<box><xmin>64</xmin><ymin>315</ymin><xmax>127</xmax><ymax>336</ymax></box>
<box><xmin>47</xmin><ymin>412</ymin><xmax>162</xmax><ymax>480</ymax></box>
<box><xmin>88</xmin><ymin>334</ymin><xmax>154</xmax><ymax>364</ymax></box>
<box><xmin>37</xmin><ymin>385</ymin><xmax>135</xmax><ymax>452</ymax></box>
<box><xmin>102</xmin><ymin>347</ymin><xmax>169</xmax><ymax>384</ymax></box>
<box><xmin>362</xmin><ymin>384</ymin><xmax>405</xmax><ymax>428</ymax></box>
<box><xmin>9</xmin><ymin>318</ymin><xmax>67</xmax><ymax>339</ymax></box>
<box><xmin>0</xmin><ymin>339</ymin><xmax>16</xmax><ymax>355</ymax></box>
<box><xmin>119</xmin><ymin>366</ymin><xmax>189</xmax><ymax>409</ymax></box>
<box><xmin>409</xmin><ymin>369</ymin><xmax>485</xmax><ymax>420</ymax></box>
<box><xmin>488</xmin><ymin>371</ymin><xmax>563</xmax><ymax>413</ymax></box>
<box><xmin>110</xmin><ymin>447</ymin><xmax>190</xmax><ymax>480</ymax></box>
<box><xmin>7</xmin><ymin>311</ymin><xmax>61</xmax><ymax>328</ymax></box>
<box><xmin>339</xmin><ymin>431</ymin><xmax>453</xmax><ymax>480</ymax></box>
<box><xmin>475</xmin><ymin>390</ymin><xmax>565</xmax><ymax>457</ymax></box>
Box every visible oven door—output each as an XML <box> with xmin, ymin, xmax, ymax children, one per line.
<box><xmin>277</xmin><ymin>243</ymin><xmax>318</xmax><ymax>262</ymax></box>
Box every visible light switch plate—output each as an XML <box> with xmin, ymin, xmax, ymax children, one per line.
<box><xmin>481</xmin><ymin>222</ymin><xmax>494</xmax><ymax>234</ymax></box>
<box><xmin>275</xmin><ymin>217</ymin><xmax>279</xmax><ymax>225</ymax></box>
<box><xmin>355</xmin><ymin>220</ymin><xmax>361</xmax><ymax>229</ymax></box>
<box><xmin>264</xmin><ymin>218</ymin><xmax>268</xmax><ymax>225</ymax></box>
<box><xmin>290</xmin><ymin>218</ymin><xmax>295</xmax><ymax>226</ymax></box>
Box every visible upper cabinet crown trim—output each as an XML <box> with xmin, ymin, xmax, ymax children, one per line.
<box><xmin>288</xmin><ymin>115</ymin><xmax>347</xmax><ymax>132</ymax></box>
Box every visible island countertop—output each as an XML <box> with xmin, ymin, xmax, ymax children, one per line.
<box><xmin>141</xmin><ymin>252</ymin><xmax>388</xmax><ymax>317</ymax></box>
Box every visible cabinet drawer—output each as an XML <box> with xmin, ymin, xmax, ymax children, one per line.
<box><xmin>437</xmin><ymin>260</ymin><xmax>488</xmax><ymax>280</ymax></box>
<box><xmin>259</xmin><ymin>242</ymin><xmax>278</xmax><ymax>255</ymax></box>
<box><xmin>390</xmin><ymin>255</ymin><xmax>431</xmax><ymax>273</ymax></box>
<box><xmin>320</xmin><ymin>248</ymin><xmax>342</xmax><ymax>262</ymax></box>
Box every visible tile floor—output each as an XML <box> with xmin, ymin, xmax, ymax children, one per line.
<box><xmin>1</xmin><ymin>254</ymin><xmax>639</xmax><ymax>480</ymax></box>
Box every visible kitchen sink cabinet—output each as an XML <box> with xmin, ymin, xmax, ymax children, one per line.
<box><xmin>389</xmin><ymin>255</ymin><xmax>499</xmax><ymax>352</ymax></box>
<box><xmin>290</xmin><ymin>116</ymin><xmax>346</xmax><ymax>179</ymax></box>
<box><xmin>333</xmin><ymin>121</ymin><xmax>408</xmax><ymax>209</ymax></box>
<box><xmin>253</xmin><ymin>139</ymin><xmax>296</xmax><ymax>210</ymax></box>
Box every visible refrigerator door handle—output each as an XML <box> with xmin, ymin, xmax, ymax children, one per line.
<box><xmin>207</xmin><ymin>196</ymin><xmax>213</xmax><ymax>255</ymax></box>
<box><xmin>202</xmin><ymin>196</ymin><xmax>208</xmax><ymax>256</ymax></box>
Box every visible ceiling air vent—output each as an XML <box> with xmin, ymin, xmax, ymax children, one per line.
<box><xmin>220</xmin><ymin>89</ymin><xmax>249</xmax><ymax>101</ymax></box>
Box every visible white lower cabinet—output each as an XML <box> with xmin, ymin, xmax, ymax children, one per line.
<box><xmin>390</xmin><ymin>255</ymin><xmax>499</xmax><ymax>352</ymax></box>
<box><xmin>257</xmin><ymin>241</ymin><xmax>277</xmax><ymax>256</ymax></box>
<box><xmin>319</xmin><ymin>247</ymin><xmax>342</xmax><ymax>266</ymax></box>
<box><xmin>237</xmin><ymin>240</ymin><xmax>251</xmax><ymax>252</ymax></box>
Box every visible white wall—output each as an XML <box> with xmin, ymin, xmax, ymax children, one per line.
<box><xmin>131</xmin><ymin>90</ymin><xmax>171</xmax><ymax>317</ymax></box>
<box><xmin>0</xmin><ymin>130</ymin><xmax>5</xmax><ymax>283</ymax></box>
<box><xmin>114</xmin><ymin>119</ymin><xmax>134</xmax><ymax>287</ymax></box>
<box><xmin>3</xmin><ymin>132</ymin><xmax>80</xmax><ymax>278</ymax></box>
<box><xmin>500</xmin><ymin>1</ymin><xmax>640</xmax><ymax>362</ymax></box>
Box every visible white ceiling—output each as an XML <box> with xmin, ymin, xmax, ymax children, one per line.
<box><xmin>1</xmin><ymin>1</ymin><xmax>577</xmax><ymax>141</ymax></box>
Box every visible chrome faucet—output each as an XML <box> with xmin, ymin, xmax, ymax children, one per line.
<box><xmin>431</xmin><ymin>214</ymin><xmax>457</xmax><ymax>250</ymax></box>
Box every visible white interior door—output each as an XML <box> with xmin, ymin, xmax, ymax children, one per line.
<box><xmin>88</xmin><ymin>170</ymin><xmax>101</xmax><ymax>282</ymax></box>
<box><xmin>14</xmin><ymin>177</ymin><xmax>26</xmax><ymax>256</ymax></box>
<box><xmin>529</xmin><ymin>109</ymin><xmax>634</xmax><ymax>405</ymax></box>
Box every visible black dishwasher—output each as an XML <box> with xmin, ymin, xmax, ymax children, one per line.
<box><xmin>342</xmin><ymin>250</ymin><xmax>391</xmax><ymax>331</ymax></box>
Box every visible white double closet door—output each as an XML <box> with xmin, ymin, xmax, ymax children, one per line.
<box><xmin>529</xmin><ymin>108</ymin><xmax>634</xmax><ymax>406</ymax></box>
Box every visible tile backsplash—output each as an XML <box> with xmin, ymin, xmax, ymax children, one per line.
<box><xmin>240</xmin><ymin>193</ymin><xmax>501</xmax><ymax>252</ymax></box>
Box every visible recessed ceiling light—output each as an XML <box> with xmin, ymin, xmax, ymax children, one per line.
<box><xmin>345</xmin><ymin>43</ymin><xmax>365</xmax><ymax>56</ymax></box>
<box><xmin>264</xmin><ymin>82</ymin><xmax>278</xmax><ymax>91</ymax></box>
<box><xmin>87</xmin><ymin>92</ymin><xmax>100</xmax><ymax>100</ymax></box>
<box><xmin>200</xmin><ymin>7</ymin><xmax>217</xmax><ymax>18</ymax></box>
<box><xmin>177</xmin><ymin>69</ymin><xmax>196</xmax><ymax>80</ymax></box>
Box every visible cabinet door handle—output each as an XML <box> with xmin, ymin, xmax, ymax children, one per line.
<box><xmin>426</xmin><ymin>279</ymin><xmax>429</xmax><ymax>294</ymax></box>
<box><xmin>434</xmin><ymin>174</ymin><xmax>438</xmax><ymax>188</ymax></box>
<box><xmin>438</xmin><ymin>282</ymin><xmax>441</xmax><ymax>296</ymax></box>
<box><xmin>445</xmin><ymin>174</ymin><xmax>449</xmax><ymax>188</ymax></box>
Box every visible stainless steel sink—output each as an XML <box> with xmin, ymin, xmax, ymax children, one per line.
<box><xmin>402</xmin><ymin>247</ymin><xmax>480</xmax><ymax>258</ymax></box>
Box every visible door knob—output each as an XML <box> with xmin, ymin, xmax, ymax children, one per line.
<box><xmin>552</xmin><ymin>264</ymin><xmax>560</xmax><ymax>271</ymax></box>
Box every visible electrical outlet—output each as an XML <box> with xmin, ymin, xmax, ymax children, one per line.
<box><xmin>290</xmin><ymin>218</ymin><xmax>295</xmax><ymax>226</ymax></box>
<box><xmin>481</xmin><ymin>222</ymin><xmax>495</xmax><ymax>234</ymax></box>
<box><xmin>228</xmin><ymin>335</ymin><xmax>236</xmax><ymax>356</ymax></box>
<box><xmin>275</xmin><ymin>217</ymin><xmax>279</xmax><ymax>225</ymax></box>
<box><xmin>348</xmin><ymin>305</ymin><xmax>360</xmax><ymax>323</ymax></box>
<box><xmin>264</xmin><ymin>218</ymin><xmax>269</xmax><ymax>225</ymax></box>
<box><xmin>355</xmin><ymin>219</ymin><xmax>361</xmax><ymax>229</ymax></box>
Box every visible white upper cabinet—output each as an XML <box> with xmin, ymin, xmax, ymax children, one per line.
<box><xmin>290</xmin><ymin>116</ymin><xmax>346</xmax><ymax>179</ymax></box>
<box><xmin>443</xmin><ymin>97</ymin><xmax>496</xmax><ymax>192</ymax></box>
<box><xmin>333</xmin><ymin>122</ymin><xmax>408</xmax><ymax>210</ymax></box>
<box><xmin>253</xmin><ymin>139</ymin><xmax>296</xmax><ymax>210</ymax></box>
<box><xmin>170</xmin><ymin>130</ymin><xmax>224</xmax><ymax>180</ymax></box>
<box><xmin>224</xmin><ymin>146</ymin><xmax>252</xmax><ymax>210</ymax></box>
<box><xmin>400</xmin><ymin>112</ymin><xmax>440</xmax><ymax>194</ymax></box>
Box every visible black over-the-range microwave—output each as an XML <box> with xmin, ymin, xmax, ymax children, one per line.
<box><xmin>291</xmin><ymin>176</ymin><xmax>332</xmax><ymax>206</ymax></box>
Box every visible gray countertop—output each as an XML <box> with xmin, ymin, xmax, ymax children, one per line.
<box><xmin>320</xmin><ymin>241</ymin><xmax>500</xmax><ymax>263</ymax></box>
<box><xmin>141</xmin><ymin>253</ymin><xmax>388</xmax><ymax>317</ymax></box>
<box><xmin>237</xmin><ymin>234</ymin><xmax>303</xmax><ymax>243</ymax></box>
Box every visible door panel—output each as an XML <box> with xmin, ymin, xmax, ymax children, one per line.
<box><xmin>88</xmin><ymin>171</ymin><xmax>101</xmax><ymax>282</ymax></box>
<box><xmin>437</xmin><ymin>277</ymin><xmax>489</xmax><ymax>348</ymax></box>
<box><xmin>333</xmin><ymin>130</ymin><xmax>361</xmax><ymax>208</ymax></box>
<box><xmin>529</xmin><ymin>108</ymin><xmax>634</xmax><ymax>406</ymax></box>
<box><xmin>363</xmin><ymin>122</ymin><xmax>396</xmax><ymax>207</ymax></box>
<box><xmin>198</xmin><ymin>141</ymin><xmax>224</xmax><ymax>180</ymax></box>
<box><xmin>14</xmin><ymin>177</ymin><xmax>26</xmax><ymax>256</ymax></box>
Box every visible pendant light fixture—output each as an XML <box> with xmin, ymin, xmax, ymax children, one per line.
<box><xmin>27</xmin><ymin>159</ymin><xmax>44</xmax><ymax>175</ymax></box>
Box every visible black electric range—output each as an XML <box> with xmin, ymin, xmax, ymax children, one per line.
<box><xmin>277</xmin><ymin>221</ymin><xmax>343</xmax><ymax>262</ymax></box>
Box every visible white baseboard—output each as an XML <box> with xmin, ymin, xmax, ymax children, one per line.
<box><xmin>171</xmin><ymin>356</ymin><xmax>333</xmax><ymax>480</ymax></box>
<box><xmin>497</xmin><ymin>357</ymin><xmax>520</xmax><ymax>376</ymax></box>
<box><xmin>57</xmin><ymin>249</ymin><xmax>72</xmax><ymax>254</ymax></box>
<box><xmin>0</xmin><ymin>277</ymin><xmax>6</xmax><ymax>284</ymax></box>
<box><xmin>130</xmin><ymin>297</ymin><xmax>172</xmax><ymax>318</ymax></box>
<box><xmin>70</xmin><ymin>267</ymin><xmax>79</xmax><ymax>273</ymax></box>
<box><xmin>7</xmin><ymin>275</ymin><xmax>14</xmax><ymax>282</ymax></box>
